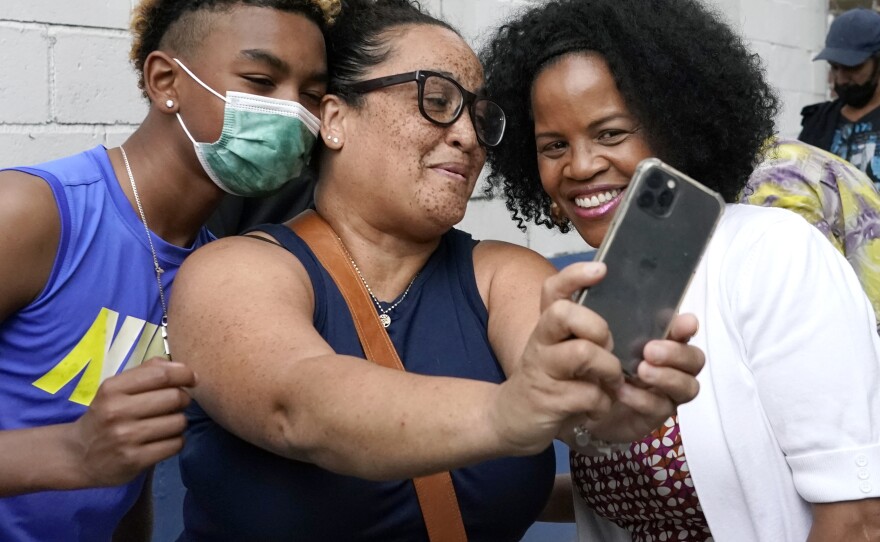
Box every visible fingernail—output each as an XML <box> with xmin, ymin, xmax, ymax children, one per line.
<box><xmin>644</xmin><ymin>342</ymin><xmax>662</xmax><ymax>361</ymax></box>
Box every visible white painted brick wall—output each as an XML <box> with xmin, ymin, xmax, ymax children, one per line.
<box><xmin>0</xmin><ymin>0</ymin><xmax>133</xmax><ymax>29</ymax></box>
<box><xmin>0</xmin><ymin>23</ymin><xmax>50</xmax><ymax>123</ymax></box>
<box><xmin>0</xmin><ymin>0</ymin><xmax>828</xmax><ymax>257</ymax></box>
<box><xmin>53</xmin><ymin>29</ymin><xmax>145</xmax><ymax>124</ymax></box>
<box><xmin>721</xmin><ymin>0</ymin><xmax>829</xmax><ymax>139</ymax></box>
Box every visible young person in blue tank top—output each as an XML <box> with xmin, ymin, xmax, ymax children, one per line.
<box><xmin>0</xmin><ymin>1</ymin><xmax>339</xmax><ymax>540</ymax></box>
<box><xmin>169</xmin><ymin>0</ymin><xmax>706</xmax><ymax>539</ymax></box>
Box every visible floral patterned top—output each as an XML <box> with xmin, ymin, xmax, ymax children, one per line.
<box><xmin>571</xmin><ymin>416</ymin><xmax>713</xmax><ymax>541</ymax></box>
<box><xmin>741</xmin><ymin>137</ymin><xmax>880</xmax><ymax>331</ymax></box>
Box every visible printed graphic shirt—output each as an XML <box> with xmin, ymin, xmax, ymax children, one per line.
<box><xmin>828</xmin><ymin>106</ymin><xmax>880</xmax><ymax>190</ymax></box>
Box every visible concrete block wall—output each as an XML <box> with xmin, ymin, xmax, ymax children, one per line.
<box><xmin>0</xmin><ymin>0</ymin><xmax>828</xmax><ymax>257</ymax></box>
<box><xmin>715</xmin><ymin>0</ymin><xmax>829</xmax><ymax>138</ymax></box>
<box><xmin>0</xmin><ymin>1</ymin><xmax>142</xmax><ymax>167</ymax></box>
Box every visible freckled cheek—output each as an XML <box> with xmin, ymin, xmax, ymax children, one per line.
<box><xmin>417</xmin><ymin>187</ymin><xmax>468</xmax><ymax>222</ymax></box>
<box><xmin>365</xmin><ymin>107</ymin><xmax>424</xmax><ymax>177</ymax></box>
<box><xmin>415</xmin><ymin>171</ymin><xmax>472</xmax><ymax>220</ymax></box>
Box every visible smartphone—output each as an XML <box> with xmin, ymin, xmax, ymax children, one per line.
<box><xmin>575</xmin><ymin>158</ymin><xmax>724</xmax><ymax>375</ymax></box>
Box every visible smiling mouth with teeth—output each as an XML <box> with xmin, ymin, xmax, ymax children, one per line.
<box><xmin>574</xmin><ymin>188</ymin><xmax>622</xmax><ymax>209</ymax></box>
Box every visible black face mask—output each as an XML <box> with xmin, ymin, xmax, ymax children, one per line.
<box><xmin>835</xmin><ymin>61</ymin><xmax>880</xmax><ymax>108</ymax></box>
<box><xmin>835</xmin><ymin>79</ymin><xmax>879</xmax><ymax>108</ymax></box>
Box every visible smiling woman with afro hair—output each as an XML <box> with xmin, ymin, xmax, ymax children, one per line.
<box><xmin>481</xmin><ymin>0</ymin><xmax>778</xmax><ymax>233</ymax></box>
<box><xmin>479</xmin><ymin>1</ymin><xmax>880</xmax><ymax>541</ymax></box>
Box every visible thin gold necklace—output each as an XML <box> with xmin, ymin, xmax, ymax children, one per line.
<box><xmin>341</xmin><ymin>240</ymin><xmax>419</xmax><ymax>328</ymax></box>
<box><xmin>119</xmin><ymin>146</ymin><xmax>171</xmax><ymax>358</ymax></box>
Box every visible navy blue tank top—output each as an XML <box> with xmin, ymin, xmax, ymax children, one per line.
<box><xmin>180</xmin><ymin>224</ymin><xmax>555</xmax><ymax>541</ymax></box>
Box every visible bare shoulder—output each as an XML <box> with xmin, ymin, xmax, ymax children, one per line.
<box><xmin>0</xmin><ymin>170</ymin><xmax>62</xmax><ymax>321</ymax></box>
<box><xmin>0</xmin><ymin>169</ymin><xmax>59</xmax><ymax>231</ymax></box>
<box><xmin>168</xmin><ymin>229</ymin><xmax>319</xmax><ymax>375</ymax></box>
<box><xmin>472</xmin><ymin>241</ymin><xmax>559</xmax><ymax>375</ymax></box>
<box><xmin>174</xmin><ymin>231</ymin><xmax>311</xmax><ymax>304</ymax></box>
<box><xmin>473</xmin><ymin>240</ymin><xmax>557</xmax><ymax>290</ymax></box>
<box><xmin>474</xmin><ymin>239</ymin><xmax>555</xmax><ymax>266</ymax></box>
<box><xmin>167</xmin><ymin>228</ymin><xmax>329</xmax><ymax>424</ymax></box>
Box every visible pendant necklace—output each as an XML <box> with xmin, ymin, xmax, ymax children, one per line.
<box><xmin>120</xmin><ymin>146</ymin><xmax>172</xmax><ymax>358</ymax></box>
<box><xmin>343</xmin><ymin>241</ymin><xmax>419</xmax><ymax>328</ymax></box>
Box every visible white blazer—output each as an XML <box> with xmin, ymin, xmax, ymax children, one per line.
<box><xmin>575</xmin><ymin>205</ymin><xmax>880</xmax><ymax>542</ymax></box>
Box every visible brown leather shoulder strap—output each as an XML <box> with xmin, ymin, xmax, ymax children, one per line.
<box><xmin>289</xmin><ymin>211</ymin><xmax>402</xmax><ymax>369</ymax></box>
<box><xmin>289</xmin><ymin>210</ymin><xmax>468</xmax><ymax>542</ymax></box>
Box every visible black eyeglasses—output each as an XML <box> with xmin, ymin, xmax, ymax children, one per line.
<box><xmin>347</xmin><ymin>70</ymin><xmax>507</xmax><ymax>147</ymax></box>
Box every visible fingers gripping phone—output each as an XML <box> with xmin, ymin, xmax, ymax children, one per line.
<box><xmin>576</xmin><ymin>158</ymin><xmax>724</xmax><ymax>376</ymax></box>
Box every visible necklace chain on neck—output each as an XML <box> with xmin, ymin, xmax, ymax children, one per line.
<box><xmin>341</xmin><ymin>239</ymin><xmax>419</xmax><ymax>328</ymax></box>
<box><xmin>120</xmin><ymin>146</ymin><xmax>171</xmax><ymax>358</ymax></box>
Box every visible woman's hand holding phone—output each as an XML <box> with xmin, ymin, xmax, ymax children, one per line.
<box><xmin>566</xmin><ymin>313</ymin><xmax>705</xmax><ymax>448</ymax></box>
<box><xmin>510</xmin><ymin>261</ymin><xmax>705</xmax><ymax>450</ymax></box>
<box><xmin>490</xmin><ymin>261</ymin><xmax>622</xmax><ymax>457</ymax></box>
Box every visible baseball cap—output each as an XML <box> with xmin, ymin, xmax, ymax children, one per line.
<box><xmin>814</xmin><ymin>8</ymin><xmax>880</xmax><ymax>67</ymax></box>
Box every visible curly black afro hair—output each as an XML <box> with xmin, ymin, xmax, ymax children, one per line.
<box><xmin>481</xmin><ymin>0</ymin><xmax>779</xmax><ymax>232</ymax></box>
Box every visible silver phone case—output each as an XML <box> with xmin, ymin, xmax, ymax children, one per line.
<box><xmin>575</xmin><ymin>158</ymin><xmax>725</xmax><ymax>375</ymax></box>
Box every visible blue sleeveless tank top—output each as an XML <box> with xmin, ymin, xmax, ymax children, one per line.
<box><xmin>0</xmin><ymin>146</ymin><xmax>212</xmax><ymax>542</ymax></box>
<box><xmin>180</xmin><ymin>224</ymin><xmax>555</xmax><ymax>541</ymax></box>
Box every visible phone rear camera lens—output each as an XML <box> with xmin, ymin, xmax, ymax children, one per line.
<box><xmin>647</xmin><ymin>172</ymin><xmax>663</xmax><ymax>189</ymax></box>
<box><xmin>637</xmin><ymin>191</ymin><xmax>655</xmax><ymax>208</ymax></box>
<box><xmin>657</xmin><ymin>189</ymin><xmax>674</xmax><ymax>208</ymax></box>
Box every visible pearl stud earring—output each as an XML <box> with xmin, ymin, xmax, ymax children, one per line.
<box><xmin>165</xmin><ymin>99</ymin><xmax>174</xmax><ymax>108</ymax></box>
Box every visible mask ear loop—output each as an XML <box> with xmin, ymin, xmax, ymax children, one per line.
<box><xmin>173</xmin><ymin>58</ymin><xmax>228</xmax><ymax>102</ymax></box>
<box><xmin>175</xmin><ymin>112</ymin><xmax>199</xmax><ymax>146</ymax></box>
<box><xmin>172</xmin><ymin>58</ymin><xmax>229</xmax><ymax>146</ymax></box>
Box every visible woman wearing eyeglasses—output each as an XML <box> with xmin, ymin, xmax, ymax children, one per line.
<box><xmin>166</xmin><ymin>0</ymin><xmax>704</xmax><ymax>540</ymax></box>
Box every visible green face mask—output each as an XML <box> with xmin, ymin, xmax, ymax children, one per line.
<box><xmin>174</xmin><ymin>58</ymin><xmax>320</xmax><ymax>197</ymax></box>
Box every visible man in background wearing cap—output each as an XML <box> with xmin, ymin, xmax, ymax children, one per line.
<box><xmin>800</xmin><ymin>8</ymin><xmax>880</xmax><ymax>189</ymax></box>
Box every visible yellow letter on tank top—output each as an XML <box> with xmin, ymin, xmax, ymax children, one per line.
<box><xmin>32</xmin><ymin>307</ymin><xmax>157</xmax><ymax>405</ymax></box>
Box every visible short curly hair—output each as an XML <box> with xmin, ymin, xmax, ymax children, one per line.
<box><xmin>481</xmin><ymin>0</ymin><xmax>779</xmax><ymax>233</ymax></box>
<box><xmin>130</xmin><ymin>0</ymin><xmax>341</xmax><ymax>98</ymax></box>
